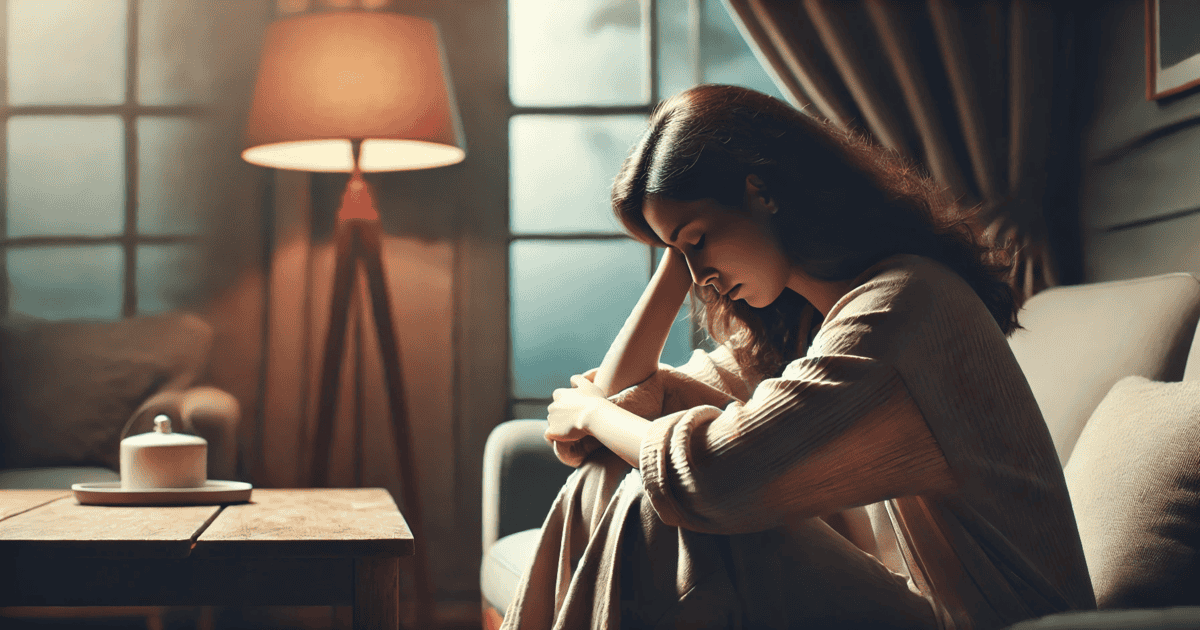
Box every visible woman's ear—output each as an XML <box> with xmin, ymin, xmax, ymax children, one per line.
<box><xmin>745</xmin><ymin>174</ymin><xmax>778</xmax><ymax>216</ymax></box>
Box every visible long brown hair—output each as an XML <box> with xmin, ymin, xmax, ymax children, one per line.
<box><xmin>612</xmin><ymin>84</ymin><xmax>1018</xmax><ymax>382</ymax></box>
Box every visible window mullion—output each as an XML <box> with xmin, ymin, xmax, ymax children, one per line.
<box><xmin>646</xmin><ymin>0</ymin><xmax>658</xmax><ymax>105</ymax></box>
<box><xmin>511</xmin><ymin>105</ymin><xmax>651</xmax><ymax>116</ymax></box>
<box><xmin>689</xmin><ymin>0</ymin><xmax>702</xmax><ymax>86</ymax></box>
<box><xmin>0</xmin><ymin>0</ymin><xmax>8</xmax><ymax>317</ymax></box>
<box><xmin>123</xmin><ymin>0</ymin><xmax>140</xmax><ymax>317</ymax></box>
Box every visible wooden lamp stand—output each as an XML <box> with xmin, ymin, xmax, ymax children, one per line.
<box><xmin>307</xmin><ymin>140</ymin><xmax>434</xmax><ymax>629</ymax></box>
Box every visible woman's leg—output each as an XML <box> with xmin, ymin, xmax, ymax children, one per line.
<box><xmin>501</xmin><ymin>447</ymin><xmax>633</xmax><ymax>629</ymax></box>
<box><xmin>504</xmin><ymin>447</ymin><xmax>938</xmax><ymax>630</ymax></box>
<box><xmin>619</xmin><ymin>498</ymin><xmax>939</xmax><ymax>629</ymax></box>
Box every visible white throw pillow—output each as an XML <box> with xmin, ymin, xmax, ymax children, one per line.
<box><xmin>1064</xmin><ymin>376</ymin><xmax>1200</xmax><ymax>609</ymax></box>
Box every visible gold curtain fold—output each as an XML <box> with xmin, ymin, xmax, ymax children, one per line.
<box><xmin>724</xmin><ymin>0</ymin><xmax>1070</xmax><ymax>301</ymax></box>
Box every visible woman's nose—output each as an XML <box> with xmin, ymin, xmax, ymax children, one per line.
<box><xmin>682</xmin><ymin>253</ymin><xmax>717</xmax><ymax>288</ymax></box>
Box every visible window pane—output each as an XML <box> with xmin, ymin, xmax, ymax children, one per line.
<box><xmin>7</xmin><ymin>0</ymin><xmax>127</xmax><ymax>106</ymax></box>
<box><xmin>511</xmin><ymin>240</ymin><xmax>648</xmax><ymax>398</ymax></box>
<box><xmin>661</xmin><ymin>301</ymin><xmax>695</xmax><ymax>367</ymax></box>
<box><xmin>509</xmin><ymin>0</ymin><xmax>647</xmax><ymax>106</ymax></box>
<box><xmin>7</xmin><ymin>246</ymin><xmax>123</xmax><ymax>320</ymax></box>
<box><xmin>138</xmin><ymin>0</ymin><xmax>216</xmax><ymax>106</ymax></box>
<box><xmin>510</xmin><ymin>115</ymin><xmax>645</xmax><ymax>234</ymax></box>
<box><xmin>139</xmin><ymin>117</ymin><xmax>215</xmax><ymax>234</ymax></box>
<box><xmin>701</xmin><ymin>0</ymin><xmax>785</xmax><ymax>101</ymax></box>
<box><xmin>7</xmin><ymin>117</ymin><xmax>125</xmax><ymax>237</ymax></box>
<box><xmin>137</xmin><ymin>244</ymin><xmax>201</xmax><ymax>314</ymax></box>
<box><xmin>657</xmin><ymin>0</ymin><xmax>696</xmax><ymax>100</ymax></box>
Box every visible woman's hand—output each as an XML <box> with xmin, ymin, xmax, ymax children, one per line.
<box><xmin>546</xmin><ymin>374</ymin><xmax>610</xmax><ymax>443</ymax></box>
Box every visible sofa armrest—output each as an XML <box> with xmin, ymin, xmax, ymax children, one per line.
<box><xmin>1005</xmin><ymin>607</ymin><xmax>1200</xmax><ymax>629</ymax></box>
<box><xmin>482</xmin><ymin>419</ymin><xmax>574</xmax><ymax>553</ymax></box>
<box><xmin>121</xmin><ymin>386</ymin><xmax>241</xmax><ymax>481</ymax></box>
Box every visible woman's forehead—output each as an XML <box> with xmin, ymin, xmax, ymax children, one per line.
<box><xmin>643</xmin><ymin>196</ymin><xmax>723</xmax><ymax>234</ymax></box>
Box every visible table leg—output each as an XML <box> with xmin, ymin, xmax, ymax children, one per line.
<box><xmin>355</xmin><ymin>557</ymin><xmax>400</xmax><ymax>630</ymax></box>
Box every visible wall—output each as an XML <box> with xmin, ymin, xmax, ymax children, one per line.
<box><xmin>1078</xmin><ymin>0</ymin><xmax>1200</xmax><ymax>281</ymax></box>
<box><xmin>196</xmin><ymin>0</ymin><xmax>510</xmax><ymax>624</ymax></box>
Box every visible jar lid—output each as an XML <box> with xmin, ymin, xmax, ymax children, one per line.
<box><xmin>121</xmin><ymin>415</ymin><xmax>207</xmax><ymax>447</ymax></box>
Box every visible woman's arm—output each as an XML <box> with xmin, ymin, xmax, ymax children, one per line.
<box><xmin>593</xmin><ymin>246</ymin><xmax>693</xmax><ymax>394</ymax></box>
<box><xmin>639</xmin><ymin>355</ymin><xmax>957</xmax><ymax>534</ymax></box>
<box><xmin>549</xmin><ymin>248</ymin><xmax>692</xmax><ymax>466</ymax></box>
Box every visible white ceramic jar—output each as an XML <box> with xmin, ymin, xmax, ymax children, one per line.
<box><xmin>120</xmin><ymin>415</ymin><xmax>207</xmax><ymax>490</ymax></box>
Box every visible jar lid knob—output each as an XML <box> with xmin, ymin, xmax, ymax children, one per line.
<box><xmin>154</xmin><ymin>415</ymin><xmax>172</xmax><ymax>434</ymax></box>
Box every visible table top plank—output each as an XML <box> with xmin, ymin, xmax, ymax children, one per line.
<box><xmin>194</xmin><ymin>488</ymin><xmax>413</xmax><ymax>558</ymax></box>
<box><xmin>0</xmin><ymin>496</ymin><xmax>221</xmax><ymax>558</ymax></box>
<box><xmin>0</xmin><ymin>490</ymin><xmax>70</xmax><ymax>522</ymax></box>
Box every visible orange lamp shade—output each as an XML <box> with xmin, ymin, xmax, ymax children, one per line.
<box><xmin>242</xmin><ymin>11</ymin><xmax>465</xmax><ymax>172</ymax></box>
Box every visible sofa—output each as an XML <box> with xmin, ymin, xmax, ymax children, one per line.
<box><xmin>0</xmin><ymin>310</ymin><xmax>241</xmax><ymax>491</ymax></box>
<box><xmin>482</xmin><ymin>270</ymin><xmax>1200</xmax><ymax>628</ymax></box>
<box><xmin>0</xmin><ymin>311</ymin><xmax>241</xmax><ymax>629</ymax></box>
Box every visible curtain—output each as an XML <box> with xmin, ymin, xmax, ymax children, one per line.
<box><xmin>723</xmin><ymin>0</ymin><xmax>1081</xmax><ymax>300</ymax></box>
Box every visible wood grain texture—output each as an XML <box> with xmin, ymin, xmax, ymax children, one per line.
<box><xmin>354</xmin><ymin>557</ymin><xmax>399</xmax><ymax>630</ymax></box>
<box><xmin>0</xmin><ymin>496</ymin><xmax>220</xmax><ymax>559</ymax></box>
<box><xmin>194</xmin><ymin>488</ymin><xmax>414</xmax><ymax>557</ymax></box>
<box><xmin>0</xmin><ymin>491</ymin><xmax>70</xmax><ymax>522</ymax></box>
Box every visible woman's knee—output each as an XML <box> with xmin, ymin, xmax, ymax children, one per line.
<box><xmin>559</xmin><ymin>447</ymin><xmax>634</xmax><ymax>530</ymax></box>
<box><xmin>577</xmin><ymin>447</ymin><xmax>633</xmax><ymax>490</ymax></box>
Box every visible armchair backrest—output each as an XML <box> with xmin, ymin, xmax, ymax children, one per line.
<box><xmin>1007</xmin><ymin>272</ymin><xmax>1200</xmax><ymax>466</ymax></box>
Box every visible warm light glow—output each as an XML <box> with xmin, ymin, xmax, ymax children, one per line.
<box><xmin>242</xmin><ymin>11</ymin><xmax>465</xmax><ymax>173</ymax></box>
<box><xmin>241</xmin><ymin>138</ymin><xmax>465</xmax><ymax>172</ymax></box>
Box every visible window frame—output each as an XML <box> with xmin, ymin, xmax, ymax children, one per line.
<box><xmin>0</xmin><ymin>0</ymin><xmax>205</xmax><ymax>319</ymax></box>
<box><xmin>507</xmin><ymin>0</ymin><xmax>713</xmax><ymax>420</ymax></box>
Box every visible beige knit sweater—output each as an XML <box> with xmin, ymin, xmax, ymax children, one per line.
<box><xmin>511</xmin><ymin>253</ymin><xmax>1095</xmax><ymax>629</ymax></box>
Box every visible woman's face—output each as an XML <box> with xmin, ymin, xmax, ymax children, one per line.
<box><xmin>642</xmin><ymin>178</ymin><xmax>793</xmax><ymax>308</ymax></box>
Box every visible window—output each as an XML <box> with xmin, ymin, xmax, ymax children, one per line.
<box><xmin>0</xmin><ymin>0</ymin><xmax>218</xmax><ymax>320</ymax></box>
<box><xmin>507</xmin><ymin>0</ymin><xmax>784</xmax><ymax>420</ymax></box>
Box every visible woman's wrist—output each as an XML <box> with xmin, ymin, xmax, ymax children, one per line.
<box><xmin>582</xmin><ymin>399</ymin><xmax>651</xmax><ymax>469</ymax></box>
<box><xmin>576</xmin><ymin>397</ymin><xmax>607</xmax><ymax>435</ymax></box>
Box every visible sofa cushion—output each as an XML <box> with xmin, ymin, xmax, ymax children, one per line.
<box><xmin>1006</xmin><ymin>607</ymin><xmax>1200</xmax><ymax>629</ymax></box>
<box><xmin>1184</xmin><ymin>319</ymin><xmax>1200</xmax><ymax>382</ymax></box>
<box><xmin>1064</xmin><ymin>376</ymin><xmax>1200</xmax><ymax>609</ymax></box>
<box><xmin>481</xmin><ymin>528</ymin><xmax>541</xmax><ymax>615</ymax></box>
<box><xmin>1007</xmin><ymin>272</ymin><xmax>1200</xmax><ymax>465</ymax></box>
<box><xmin>0</xmin><ymin>466</ymin><xmax>120</xmax><ymax>489</ymax></box>
<box><xmin>0</xmin><ymin>312</ymin><xmax>213</xmax><ymax>471</ymax></box>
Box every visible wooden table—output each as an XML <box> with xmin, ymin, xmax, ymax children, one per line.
<box><xmin>0</xmin><ymin>488</ymin><xmax>414</xmax><ymax>630</ymax></box>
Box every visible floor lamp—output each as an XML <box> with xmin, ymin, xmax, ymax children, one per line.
<box><xmin>241</xmin><ymin>11</ymin><xmax>465</xmax><ymax>629</ymax></box>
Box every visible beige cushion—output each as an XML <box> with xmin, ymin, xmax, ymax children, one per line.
<box><xmin>0</xmin><ymin>466</ymin><xmax>120</xmax><ymax>489</ymax></box>
<box><xmin>0</xmin><ymin>312</ymin><xmax>213</xmax><ymax>471</ymax></box>
<box><xmin>1184</xmin><ymin>319</ymin><xmax>1200</xmax><ymax>382</ymax></box>
<box><xmin>1008</xmin><ymin>273</ymin><xmax>1200</xmax><ymax>465</ymax></box>
<box><xmin>1064</xmin><ymin>376</ymin><xmax>1200</xmax><ymax>609</ymax></box>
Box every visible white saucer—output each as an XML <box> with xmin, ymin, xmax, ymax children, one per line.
<box><xmin>71</xmin><ymin>480</ymin><xmax>253</xmax><ymax>506</ymax></box>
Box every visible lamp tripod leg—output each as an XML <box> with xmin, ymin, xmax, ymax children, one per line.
<box><xmin>356</xmin><ymin>221</ymin><xmax>435</xmax><ymax>630</ymax></box>
<box><xmin>309</xmin><ymin>218</ymin><xmax>360</xmax><ymax>487</ymax></box>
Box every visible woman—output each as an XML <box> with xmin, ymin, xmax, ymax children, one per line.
<box><xmin>502</xmin><ymin>84</ymin><xmax>1094</xmax><ymax>629</ymax></box>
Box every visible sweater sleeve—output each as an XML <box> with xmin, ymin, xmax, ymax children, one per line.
<box><xmin>552</xmin><ymin>346</ymin><xmax>753</xmax><ymax>469</ymax></box>
<box><xmin>606</xmin><ymin>345</ymin><xmax>753</xmax><ymax>420</ymax></box>
<box><xmin>638</xmin><ymin>353</ymin><xmax>958</xmax><ymax>534</ymax></box>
